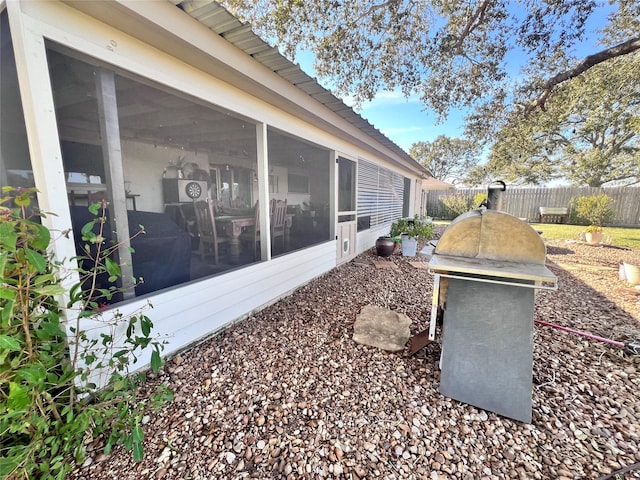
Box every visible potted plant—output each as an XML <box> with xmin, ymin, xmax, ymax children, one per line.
<box><xmin>571</xmin><ymin>194</ymin><xmax>615</xmax><ymax>245</ymax></box>
<box><xmin>163</xmin><ymin>155</ymin><xmax>187</xmax><ymax>179</ymax></box>
<box><xmin>375</xmin><ymin>219</ymin><xmax>403</xmax><ymax>256</ymax></box>
<box><xmin>389</xmin><ymin>215</ymin><xmax>434</xmax><ymax>256</ymax></box>
<box><xmin>584</xmin><ymin>224</ymin><xmax>604</xmax><ymax>245</ymax></box>
<box><xmin>375</xmin><ymin>236</ymin><xmax>395</xmax><ymax>257</ymax></box>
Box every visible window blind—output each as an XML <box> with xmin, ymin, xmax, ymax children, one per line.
<box><xmin>357</xmin><ymin>159</ymin><xmax>404</xmax><ymax>228</ymax></box>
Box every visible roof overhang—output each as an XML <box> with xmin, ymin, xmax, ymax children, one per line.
<box><xmin>62</xmin><ymin>0</ymin><xmax>429</xmax><ymax>177</ymax></box>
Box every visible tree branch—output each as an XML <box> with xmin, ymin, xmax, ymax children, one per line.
<box><xmin>346</xmin><ymin>0</ymin><xmax>402</xmax><ymax>31</ymax></box>
<box><xmin>453</xmin><ymin>0</ymin><xmax>492</xmax><ymax>55</ymax></box>
<box><xmin>529</xmin><ymin>36</ymin><xmax>640</xmax><ymax>112</ymax></box>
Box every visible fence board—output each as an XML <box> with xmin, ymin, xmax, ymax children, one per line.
<box><xmin>426</xmin><ymin>186</ymin><xmax>640</xmax><ymax>226</ymax></box>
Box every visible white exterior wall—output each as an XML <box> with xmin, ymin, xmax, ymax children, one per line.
<box><xmin>357</xmin><ymin>225</ymin><xmax>393</xmax><ymax>255</ymax></box>
<box><xmin>121</xmin><ymin>141</ymin><xmax>211</xmax><ymax>213</ymax></box>
<box><xmin>7</xmin><ymin>0</ymin><xmax>424</xmax><ymax>368</ymax></box>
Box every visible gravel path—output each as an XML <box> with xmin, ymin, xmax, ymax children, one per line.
<box><xmin>71</xmin><ymin>238</ymin><xmax>640</xmax><ymax>479</ymax></box>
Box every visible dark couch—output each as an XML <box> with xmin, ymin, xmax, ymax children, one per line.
<box><xmin>70</xmin><ymin>206</ymin><xmax>191</xmax><ymax>301</ymax></box>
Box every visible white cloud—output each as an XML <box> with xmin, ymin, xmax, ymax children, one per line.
<box><xmin>342</xmin><ymin>89</ymin><xmax>421</xmax><ymax>111</ymax></box>
<box><xmin>361</xmin><ymin>90</ymin><xmax>421</xmax><ymax>109</ymax></box>
<box><xmin>382</xmin><ymin>126</ymin><xmax>424</xmax><ymax>135</ymax></box>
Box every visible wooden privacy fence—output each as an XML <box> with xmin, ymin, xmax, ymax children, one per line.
<box><xmin>426</xmin><ymin>186</ymin><xmax>640</xmax><ymax>226</ymax></box>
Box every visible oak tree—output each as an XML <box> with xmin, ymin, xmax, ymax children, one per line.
<box><xmin>222</xmin><ymin>0</ymin><xmax>639</xmax><ymax>131</ymax></box>
<box><xmin>409</xmin><ymin>135</ymin><xmax>481</xmax><ymax>184</ymax></box>
<box><xmin>473</xmin><ymin>52</ymin><xmax>639</xmax><ymax>187</ymax></box>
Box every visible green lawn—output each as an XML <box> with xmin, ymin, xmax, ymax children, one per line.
<box><xmin>433</xmin><ymin>220</ymin><xmax>640</xmax><ymax>250</ymax></box>
<box><xmin>530</xmin><ymin>223</ymin><xmax>640</xmax><ymax>250</ymax></box>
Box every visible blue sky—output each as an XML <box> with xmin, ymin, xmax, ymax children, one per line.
<box><xmin>293</xmin><ymin>3</ymin><xmax>615</xmax><ymax>154</ymax></box>
<box><xmin>296</xmin><ymin>50</ymin><xmax>467</xmax><ymax>151</ymax></box>
<box><xmin>347</xmin><ymin>91</ymin><xmax>468</xmax><ymax>152</ymax></box>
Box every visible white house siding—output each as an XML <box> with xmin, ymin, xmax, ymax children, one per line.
<box><xmin>73</xmin><ymin>241</ymin><xmax>336</xmax><ymax>379</ymax></box>
<box><xmin>356</xmin><ymin>158</ymin><xmax>414</xmax><ymax>255</ymax></box>
<box><xmin>139</xmin><ymin>242</ymin><xmax>336</xmax><ymax>368</ymax></box>
<box><xmin>4</xmin><ymin>0</ymin><xmax>426</xmax><ymax>368</ymax></box>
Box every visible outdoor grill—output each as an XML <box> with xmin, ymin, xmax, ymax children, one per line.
<box><xmin>427</xmin><ymin>208</ymin><xmax>557</xmax><ymax>423</ymax></box>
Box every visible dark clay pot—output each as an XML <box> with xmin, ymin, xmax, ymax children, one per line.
<box><xmin>375</xmin><ymin>236</ymin><xmax>395</xmax><ymax>257</ymax></box>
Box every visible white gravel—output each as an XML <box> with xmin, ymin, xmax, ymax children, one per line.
<box><xmin>70</xmin><ymin>237</ymin><xmax>640</xmax><ymax>480</ymax></box>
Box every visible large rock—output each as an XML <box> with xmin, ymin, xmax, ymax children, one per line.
<box><xmin>353</xmin><ymin>305</ymin><xmax>412</xmax><ymax>352</ymax></box>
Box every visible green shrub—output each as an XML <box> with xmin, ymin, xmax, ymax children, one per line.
<box><xmin>439</xmin><ymin>193</ymin><xmax>471</xmax><ymax>220</ymax></box>
<box><xmin>570</xmin><ymin>194</ymin><xmax>615</xmax><ymax>229</ymax></box>
<box><xmin>567</xmin><ymin>204</ymin><xmax>586</xmax><ymax>226</ymax></box>
<box><xmin>389</xmin><ymin>215</ymin><xmax>434</xmax><ymax>240</ymax></box>
<box><xmin>389</xmin><ymin>218</ymin><xmax>409</xmax><ymax>238</ymax></box>
<box><xmin>473</xmin><ymin>192</ymin><xmax>488</xmax><ymax>208</ymax></box>
<box><xmin>0</xmin><ymin>187</ymin><xmax>173</xmax><ymax>480</ymax></box>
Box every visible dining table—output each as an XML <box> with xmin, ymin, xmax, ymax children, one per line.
<box><xmin>216</xmin><ymin>214</ymin><xmax>255</xmax><ymax>263</ymax></box>
<box><xmin>216</xmin><ymin>212</ymin><xmax>293</xmax><ymax>263</ymax></box>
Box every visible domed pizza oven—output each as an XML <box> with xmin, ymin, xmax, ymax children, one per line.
<box><xmin>427</xmin><ymin>209</ymin><xmax>557</xmax><ymax>423</ymax></box>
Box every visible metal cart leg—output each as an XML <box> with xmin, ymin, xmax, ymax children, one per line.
<box><xmin>429</xmin><ymin>274</ymin><xmax>440</xmax><ymax>341</ymax></box>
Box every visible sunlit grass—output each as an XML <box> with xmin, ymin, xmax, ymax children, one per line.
<box><xmin>433</xmin><ymin>220</ymin><xmax>640</xmax><ymax>250</ymax></box>
<box><xmin>530</xmin><ymin>223</ymin><xmax>640</xmax><ymax>250</ymax></box>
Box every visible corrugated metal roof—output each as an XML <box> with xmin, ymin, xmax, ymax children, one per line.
<box><xmin>174</xmin><ymin>0</ymin><xmax>426</xmax><ymax>173</ymax></box>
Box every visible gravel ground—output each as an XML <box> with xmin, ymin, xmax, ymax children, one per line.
<box><xmin>71</xmin><ymin>235</ymin><xmax>640</xmax><ymax>480</ymax></box>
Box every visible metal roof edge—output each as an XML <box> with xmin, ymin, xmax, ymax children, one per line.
<box><xmin>175</xmin><ymin>0</ymin><xmax>429</xmax><ymax>176</ymax></box>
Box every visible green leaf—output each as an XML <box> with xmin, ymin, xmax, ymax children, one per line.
<box><xmin>88</xmin><ymin>203</ymin><xmax>101</xmax><ymax>215</ymax></box>
<box><xmin>99</xmin><ymin>288</ymin><xmax>114</xmax><ymax>300</ymax></box>
<box><xmin>104</xmin><ymin>257</ymin><xmax>120</xmax><ymax>278</ymax></box>
<box><xmin>32</xmin><ymin>273</ymin><xmax>55</xmax><ymax>285</ymax></box>
<box><xmin>0</xmin><ymin>221</ymin><xmax>17</xmax><ymax>251</ymax></box>
<box><xmin>0</xmin><ymin>335</ymin><xmax>21</xmax><ymax>351</ymax></box>
<box><xmin>132</xmin><ymin>424</ymin><xmax>144</xmax><ymax>443</ymax></box>
<box><xmin>31</xmin><ymin>223</ymin><xmax>51</xmax><ymax>250</ymax></box>
<box><xmin>36</xmin><ymin>319</ymin><xmax>66</xmax><ymax>340</ymax></box>
<box><xmin>17</xmin><ymin>364</ymin><xmax>47</xmax><ymax>384</ymax></box>
<box><xmin>0</xmin><ymin>348</ymin><xmax>11</xmax><ymax>365</ymax></box>
<box><xmin>81</xmin><ymin>219</ymin><xmax>96</xmax><ymax>236</ymax></box>
<box><xmin>133</xmin><ymin>441</ymin><xmax>144</xmax><ymax>462</ymax></box>
<box><xmin>34</xmin><ymin>284</ymin><xmax>66</xmax><ymax>297</ymax></box>
<box><xmin>150</xmin><ymin>350</ymin><xmax>162</xmax><ymax>373</ymax></box>
<box><xmin>0</xmin><ymin>286</ymin><xmax>16</xmax><ymax>301</ymax></box>
<box><xmin>13</xmin><ymin>191</ymin><xmax>32</xmax><ymax>207</ymax></box>
<box><xmin>25</xmin><ymin>249</ymin><xmax>47</xmax><ymax>273</ymax></box>
<box><xmin>7</xmin><ymin>382</ymin><xmax>30</xmax><ymax>410</ymax></box>
<box><xmin>0</xmin><ymin>251</ymin><xmax>7</xmax><ymax>274</ymax></box>
<box><xmin>69</xmin><ymin>283</ymin><xmax>83</xmax><ymax>303</ymax></box>
<box><xmin>1</xmin><ymin>299</ymin><xmax>15</xmax><ymax>324</ymax></box>
<box><xmin>140</xmin><ymin>317</ymin><xmax>152</xmax><ymax>337</ymax></box>
<box><xmin>0</xmin><ymin>449</ymin><xmax>27</xmax><ymax>478</ymax></box>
